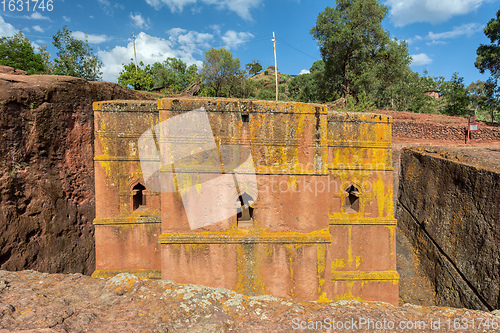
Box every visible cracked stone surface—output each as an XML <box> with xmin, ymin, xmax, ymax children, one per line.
<box><xmin>0</xmin><ymin>270</ymin><xmax>499</xmax><ymax>332</ymax></box>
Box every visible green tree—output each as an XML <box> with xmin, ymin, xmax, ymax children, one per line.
<box><xmin>201</xmin><ymin>48</ymin><xmax>241</xmax><ymax>97</ymax></box>
<box><xmin>289</xmin><ymin>60</ymin><xmax>328</xmax><ymax>103</ymax></box>
<box><xmin>380</xmin><ymin>66</ymin><xmax>443</xmax><ymax>113</ymax></box>
<box><xmin>310</xmin><ymin>60</ymin><xmax>325</xmax><ymax>73</ymax></box>
<box><xmin>475</xmin><ymin>8</ymin><xmax>500</xmax><ymax>79</ymax></box>
<box><xmin>245</xmin><ymin>60</ymin><xmax>263</xmax><ymax>76</ymax></box>
<box><xmin>468</xmin><ymin>79</ymin><xmax>500</xmax><ymax>122</ymax></box>
<box><xmin>118</xmin><ymin>60</ymin><xmax>154</xmax><ymax>91</ymax></box>
<box><xmin>37</xmin><ymin>45</ymin><xmax>53</xmax><ymax>74</ymax></box>
<box><xmin>369</xmin><ymin>38</ymin><xmax>412</xmax><ymax>107</ymax></box>
<box><xmin>474</xmin><ymin>7</ymin><xmax>500</xmax><ymax>123</ymax></box>
<box><xmin>266</xmin><ymin>65</ymin><xmax>277</xmax><ymax>72</ymax></box>
<box><xmin>441</xmin><ymin>73</ymin><xmax>470</xmax><ymax>116</ymax></box>
<box><xmin>310</xmin><ymin>0</ymin><xmax>410</xmax><ymax>103</ymax></box>
<box><xmin>52</xmin><ymin>26</ymin><xmax>102</xmax><ymax>80</ymax></box>
<box><xmin>289</xmin><ymin>73</ymin><xmax>317</xmax><ymax>102</ymax></box>
<box><xmin>0</xmin><ymin>31</ymin><xmax>47</xmax><ymax>74</ymax></box>
<box><xmin>150</xmin><ymin>58</ymin><xmax>198</xmax><ymax>92</ymax></box>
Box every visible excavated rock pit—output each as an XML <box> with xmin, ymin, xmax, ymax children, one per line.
<box><xmin>1</xmin><ymin>67</ymin><xmax>500</xmax><ymax>330</ymax></box>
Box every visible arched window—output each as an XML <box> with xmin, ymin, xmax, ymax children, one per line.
<box><xmin>345</xmin><ymin>185</ymin><xmax>360</xmax><ymax>214</ymax></box>
<box><xmin>133</xmin><ymin>183</ymin><xmax>146</xmax><ymax>211</ymax></box>
<box><xmin>237</xmin><ymin>193</ymin><xmax>254</xmax><ymax>228</ymax></box>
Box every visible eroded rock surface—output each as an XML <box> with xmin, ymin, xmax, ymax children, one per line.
<box><xmin>397</xmin><ymin>146</ymin><xmax>500</xmax><ymax>311</ymax></box>
<box><xmin>0</xmin><ymin>68</ymin><xmax>154</xmax><ymax>275</ymax></box>
<box><xmin>0</xmin><ymin>270</ymin><xmax>498</xmax><ymax>332</ymax></box>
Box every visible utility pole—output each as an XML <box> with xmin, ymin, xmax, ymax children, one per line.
<box><xmin>272</xmin><ymin>32</ymin><xmax>278</xmax><ymax>101</ymax></box>
<box><xmin>133</xmin><ymin>32</ymin><xmax>138</xmax><ymax>73</ymax></box>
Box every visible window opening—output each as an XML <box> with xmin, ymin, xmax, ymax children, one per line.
<box><xmin>345</xmin><ymin>185</ymin><xmax>360</xmax><ymax>214</ymax></box>
<box><xmin>237</xmin><ymin>193</ymin><xmax>254</xmax><ymax>228</ymax></box>
<box><xmin>241</xmin><ymin>114</ymin><xmax>249</xmax><ymax>123</ymax></box>
<box><xmin>133</xmin><ymin>183</ymin><xmax>146</xmax><ymax>211</ymax></box>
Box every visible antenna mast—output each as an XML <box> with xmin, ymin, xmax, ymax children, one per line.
<box><xmin>133</xmin><ymin>32</ymin><xmax>138</xmax><ymax>73</ymax></box>
<box><xmin>273</xmin><ymin>32</ymin><xmax>278</xmax><ymax>101</ymax></box>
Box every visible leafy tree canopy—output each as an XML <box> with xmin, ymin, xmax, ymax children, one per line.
<box><xmin>475</xmin><ymin>8</ymin><xmax>500</xmax><ymax>79</ymax></box>
<box><xmin>440</xmin><ymin>73</ymin><xmax>471</xmax><ymax>116</ymax></box>
<box><xmin>468</xmin><ymin>79</ymin><xmax>500</xmax><ymax>122</ymax></box>
<box><xmin>245</xmin><ymin>60</ymin><xmax>263</xmax><ymax>76</ymax></box>
<box><xmin>118</xmin><ymin>60</ymin><xmax>154</xmax><ymax>91</ymax></box>
<box><xmin>0</xmin><ymin>31</ymin><xmax>46</xmax><ymax>74</ymax></box>
<box><xmin>150</xmin><ymin>58</ymin><xmax>198</xmax><ymax>92</ymax></box>
<box><xmin>310</xmin><ymin>60</ymin><xmax>324</xmax><ymax>73</ymax></box>
<box><xmin>289</xmin><ymin>60</ymin><xmax>328</xmax><ymax>103</ymax></box>
<box><xmin>201</xmin><ymin>48</ymin><xmax>242</xmax><ymax>97</ymax></box>
<box><xmin>310</xmin><ymin>0</ymin><xmax>410</xmax><ymax>103</ymax></box>
<box><xmin>52</xmin><ymin>26</ymin><xmax>102</xmax><ymax>80</ymax></box>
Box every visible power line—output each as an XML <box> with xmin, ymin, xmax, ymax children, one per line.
<box><xmin>275</xmin><ymin>37</ymin><xmax>320</xmax><ymax>61</ymax></box>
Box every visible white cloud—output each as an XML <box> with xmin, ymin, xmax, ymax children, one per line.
<box><xmin>72</xmin><ymin>31</ymin><xmax>110</xmax><ymax>44</ymax></box>
<box><xmin>63</xmin><ymin>16</ymin><xmax>71</xmax><ymax>22</ymax></box>
<box><xmin>98</xmin><ymin>31</ymin><xmax>204</xmax><ymax>82</ymax></box>
<box><xmin>0</xmin><ymin>16</ymin><xmax>16</xmax><ymax>37</ymax></box>
<box><xmin>167</xmin><ymin>28</ymin><xmax>213</xmax><ymax>57</ymax></box>
<box><xmin>30</xmin><ymin>40</ymin><xmax>40</xmax><ymax>50</ymax></box>
<box><xmin>97</xmin><ymin>0</ymin><xmax>123</xmax><ymax>15</ymax></box>
<box><xmin>23</xmin><ymin>12</ymin><xmax>51</xmax><ymax>21</ymax></box>
<box><xmin>299</xmin><ymin>69</ymin><xmax>310</xmax><ymax>75</ymax></box>
<box><xmin>145</xmin><ymin>0</ymin><xmax>262</xmax><ymax>20</ymax></box>
<box><xmin>32</xmin><ymin>25</ymin><xmax>44</xmax><ymax>33</ymax></box>
<box><xmin>145</xmin><ymin>0</ymin><xmax>196</xmax><ymax>11</ymax></box>
<box><xmin>98</xmin><ymin>0</ymin><xmax>115</xmax><ymax>15</ymax></box>
<box><xmin>209</xmin><ymin>24</ymin><xmax>221</xmax><ymax>35</ymax></box>
<box><xmin>406</xmin><ymin>23</ymin><xmax>484</xmax><ymax>46</ymax></box>
<box><xmin>427</xmin><ymin>23</ymin><xmax>483</xmax><ymax>40</ymax></box>
<box><xmin>205</xmin><ymin>0</ymin><xmax>262</xmax><ymax>20</ymax></box>
<box><xmin>221</xmin><ymin>31</ymin><xmax>254</xmax><ymax>50</ymax></box>
<box><xmin>405</xmin><ymin>35</ymin><xmax>422</xmax><ymax>45</ymax></box>
<box><xmin>99</xmin><ymin>28</ymin><xmax>254</xmax><ymax>83</ymax></box>
<box><xmin>386</xmin><ymin>0</ymin><xmax>487</xmax><ymax>26</ymax></box>
<box><xmin>130</xmin><ymin>12</ymin><xmax>150</xmax><ymax>29</ymax></box>
<box><xmin>411</xmin><ymin>53</ymin><xmax>432</xmax><ymax>66</ymax></box>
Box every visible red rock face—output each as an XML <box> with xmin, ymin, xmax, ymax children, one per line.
<box><xmin>0</xmin><ymin>67</ymin><xmax>154</xmax><ymax>275</ymax></box>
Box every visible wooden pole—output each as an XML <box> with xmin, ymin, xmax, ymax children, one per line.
<box><xmin>133</xmin><ymin>32</ymin><xmax>138</xmax><ymax>73</ymax></box>
<box><xmin>273</xmin><ymin>32</ymin><xmax>278</xmax><ymax>101</ymax></box>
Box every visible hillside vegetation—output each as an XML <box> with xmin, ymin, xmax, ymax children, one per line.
<box><xmin>1</xmin><ymin>1</ymin><xmax>499</xmax><ymax>122</ymax></box>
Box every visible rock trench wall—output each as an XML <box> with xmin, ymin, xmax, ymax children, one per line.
<box><xmin>397</xmin><ymin>147</ymin><xmax>500</xmax><ymax>311</ymax></box>
<box><xmin>0</xmin><ymin>67</ymin><xmax>153</xmax><ymax>275</ymax></box>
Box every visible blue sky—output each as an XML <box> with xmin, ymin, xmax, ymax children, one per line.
<box><xmin>0</xmin><ymin>0</ymin><xmax>498</xmax><ymax>86</ymax></box>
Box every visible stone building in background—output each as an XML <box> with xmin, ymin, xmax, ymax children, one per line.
<box><xmin>92</xmin><ymin>98</ymin><xmax>398</xmax><ymax>305</ymax></box>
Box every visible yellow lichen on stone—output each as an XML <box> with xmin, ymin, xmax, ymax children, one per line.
<box><xmin>316</xmin><ymin>244</ymin><xmax>327</xmax><ymax>300</ymax></box>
